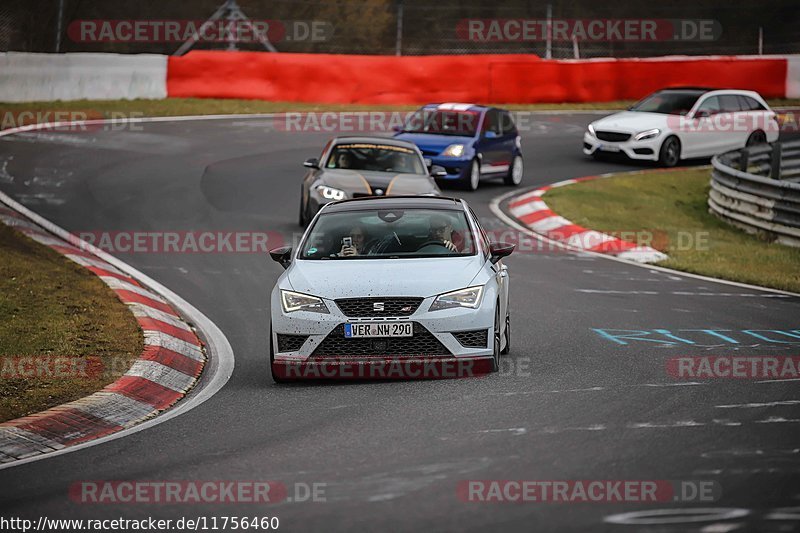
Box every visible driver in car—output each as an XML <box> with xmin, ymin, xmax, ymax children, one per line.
<box><xmin>338</xmin><ymin>225</ymin><xmax>367</xmax><ymax>257</ymax></box>
<box><xmin>428</xmin><ymin>215</ymin><xmax>461</xmax><ymax>253</ymax></box>
<box><xmin>334</xmin><ymin>151</ymin><xmax>353</xmax><ymax>169</ymax></box>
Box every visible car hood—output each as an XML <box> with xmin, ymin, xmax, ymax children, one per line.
<box><xmin>591</xmin><ymin>111</ymin><xmax>671</xmax><ymax>134</ymax></box>
<box><xmin>287</xmin><ymin>256</ymin><xmax>484</xmax><ymax>299</ymax></box>
<box><xmin>320</xmin><ymin>169</ymin><xmax>439</xmax><ymax>195</ymax></box>
<box><xmin>394</xmin><ymin>133</ymin><xmax>474</xmax><ymax>155</ymax></box>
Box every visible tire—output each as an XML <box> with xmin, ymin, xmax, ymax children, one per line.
<box><xmin>746</xmin><ymin>130</ymin><xmax>767</xmax><ymax>147</ymax></box>
<box><xmin>463</xmin><ymin>159</ymin><xmax>480</xmax><ymax>191</ymax></box>
<box><xmin>658</xmin><ymin>136</ymin><xmax>681</xmax><ymax>168</ymax></box>
<box><xmin>269</xmin><ymin>325</ymin><xmax>290</xmax><ymax>383</ymax></box>
<box><xmin>491</xmin><ymin>306</ymin><xmax>501</xmax><ymax>372</ymax></box>
<box><xmin>504</xmin><ymin>155</ymin><xmax>524</xmax><ymax>186</ymax></box>
<box><xmin>501</xmin><ymin>313</ymin><xmax>511</xmax><ymax>355</ymax></box>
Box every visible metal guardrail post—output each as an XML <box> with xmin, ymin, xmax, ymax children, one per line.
<box><xmin>739</xmin><ymin>148</ymin><xmax>749</xmax><ymax>172</ymax></box>
<box><xmin>770</xmin><ymin>143</ymin><xmax>782</xmax><ymax>180</ymax></box>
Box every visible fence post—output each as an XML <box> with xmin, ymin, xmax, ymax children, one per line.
<box><xmin>770</xmin><ymin>142</ymin><xmax>782</xmax><ymax>180</ymax></box>
<box><xmin>739</xmin><ymin>148</ymin><xmax>749</xmax><ymax>172</ymax></box>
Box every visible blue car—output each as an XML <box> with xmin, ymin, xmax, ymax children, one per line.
<box><xmin>394</xmin><ymin>103</ymin><xmax>524</xmax><ymax>191</ymax></box>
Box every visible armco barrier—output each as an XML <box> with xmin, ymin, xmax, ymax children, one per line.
<box><xmin>709</xmin><ymin>141</ymin><xmax>800</xmax><ymax>247</ymax></box>
<box><xmin>166</xmin><ymin>52</ymin><xmax>795</xmax><ymax>104</ymax></box>
<box><xmin>0</xmin><ymin>52</ymin><xmax>168</xmax><ymax>103</ymax></box>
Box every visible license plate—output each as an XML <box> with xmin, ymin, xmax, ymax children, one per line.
<box><xmin>344</xmin><ymin>322</ymin><xmax>413</xmax><ymax>338</ymax></box>
<box><xmin>599</xmin><ymin>144</ymin><xmax>620</xmax><ymax>152</ymax></box>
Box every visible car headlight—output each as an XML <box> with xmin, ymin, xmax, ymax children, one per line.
<box><xmin>634</xmin><ymin>128</ymin><xmax>660</xmax><ymax>141</ymax></box>
<box><xmin>587</xmin><ymin>124</ymin><xmax>596</xmax><ymax>136</ymax></box>
<box><xmin>441</xmin><ymin>144</ymin><xmax>465</xmax><ymax>157</ymax></box>
<box><xmin>316</xmin><ymin>185</ymin><xmax>346</xmax><ymax>201</ymax></box>
<box><xmin>280</xmin><ymin>290</ymin><xmax>329</xmax><ymax>314</ymax></box>
<box><xmin>429</xmin><ymin>286</ymin><xmax>484</xmax><ymax>311</ymax></box>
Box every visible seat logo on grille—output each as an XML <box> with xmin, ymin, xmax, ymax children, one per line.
<box><xmin>373</xmin><ymin>302</ymin><xmax>385</xmax><ymax>311</ymax></box>
<box><xmin>400</xmin><ymin>306</ymin><xmax>412</xmax><ymax>312</ymax></box>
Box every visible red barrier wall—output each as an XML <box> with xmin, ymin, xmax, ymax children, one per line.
<box><xmin>167</xmin><ymin>51</ymin><xmax>788</xmax><ymax>104</ymax></box>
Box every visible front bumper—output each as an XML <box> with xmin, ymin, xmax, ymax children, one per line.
<box><xmin>271</xmin><ymin>290</ymin><xmax>496</xmax><ymax>378</ymax></box>
<box><xmin>583</xmin><ymin>132</ymin><xmax>661</xmax><ymax>161</ymax></box>
<box><xmin>426</xmin><ymin>156</ymin><xmax>471</xmax><ymax>180</ymax></box>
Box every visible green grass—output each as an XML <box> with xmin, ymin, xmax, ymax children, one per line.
<box><xmin>544</xmin><ymin>168</ymin><xmax>800</xmax><ymax>293</ymax></box>
<box><xmin>0</xmin><ymin>224</ymin><xmax>143</xmax><ymax>422</ymax></box>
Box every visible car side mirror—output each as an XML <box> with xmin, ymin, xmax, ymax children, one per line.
<box><xmin>693</xmin><ymin>110</ymin><xmax>710</xmax><ymax>119</ymax></box>
<box><xmin>269</xmin><ymin>246</ymin><xmax>293</xmax><ymax>269</ymax></box>
<box><xmin>489</xmin><ymin>241</ymin><xmax>515</xmax><ymax>264</ymax></box>
<box><xmin>430</xmin><ymin>165</ymin><xmax>447</xmax><ymax>179</ymax></box>
<box><xmin>303</xmin><ymin>158</ymin><xmax>319</xmax><ymax>169</ymax></box>
<box><xmin>484</xmin><ymin>130</ymin><xmax>498</xmax><ymax>139</ymax></box>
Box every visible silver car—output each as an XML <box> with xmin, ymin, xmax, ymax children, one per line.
<box><xmin>269</xmin><ymin>196</ymin><xmax>514</xmax><ymax>382</ymax></box>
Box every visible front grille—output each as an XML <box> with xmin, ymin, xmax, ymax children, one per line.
<box><xmin>452</xmin><ymin>329</ymin><xmax>489</xmax><ymax>348</ymax></box>
<box><xmin>352</xmin><ymin>193</ymin><xmax>373</xmax><ymax>198</ymax></box>
<box><xmin>421</xmin><ymin>148</ymin><xmax>440</xmax><ymax>156</ymax></box>
<box><xmin>335</xmin><ymin>297</ymin><xmax>423</xmax><ymax>318</ymax></box>
<box><xmin>595</xmin><ymin>131</ymin><xmax>631</xmax><ymax>142</ymax></box>
<box><xmin>276</xmin><ymin>334</ymin><xmax>309</xmax><ymax>352</ymax></box>
<box><xmin>311</xmin><ymin>322</ymin><xmax>451</xmax><ymax>358</ymax></box>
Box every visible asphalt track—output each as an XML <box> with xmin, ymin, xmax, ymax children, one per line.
<box><xmin>0</xmin><ymin>113</ymin><xmax>799</xmax><ymax>532</ymax></box>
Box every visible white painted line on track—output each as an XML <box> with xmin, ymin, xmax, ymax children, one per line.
<box><xmin>716</xmin><ymin>400</ymin><xmax>800</xmax><ymax>409</ymax></box>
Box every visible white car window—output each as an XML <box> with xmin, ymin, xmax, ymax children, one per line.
<box><xmin>719</xmin><ymin>94</ymin><xmax>743</xmax><ymax>113</ymax></box>
<box><xmin>696</xmin><ymin>96</ymin><xmax>722</xmax><ymax>115</ymax></box>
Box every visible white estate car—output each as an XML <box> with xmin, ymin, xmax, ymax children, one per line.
<box><xmin>268</xmin><ymin>196</ymin><xmax>514</xmax><ymax>382</ymax></box>
<box><xmin>583</xmin><ymin>87</ymin><xmax>780</xmax><ymax>166</ymax></box>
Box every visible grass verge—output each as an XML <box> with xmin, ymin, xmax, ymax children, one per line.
<box><xmin>1</xmin><ymin>97</ymin><xmax>797</xmax><ymax>126</ymax></box>
<box><xmin>0</xmin><ymin>223</ymin><xmax>143</xmax><ymax>422</ymax></box>
<box><xmin>543</xmin><ymin>168</ymin><xmax>800</xmax><ymax>293</ymax></box>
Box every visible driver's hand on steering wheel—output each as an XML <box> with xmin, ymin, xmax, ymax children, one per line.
<box><xmin>442</xmin><ymin>240</ymin><xmax>458</xmax><ymax>252</ymax></box>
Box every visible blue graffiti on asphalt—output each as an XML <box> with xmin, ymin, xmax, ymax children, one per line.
<box><xmin>593</xmin><ymin>328</ymin><xmax>800</xmax><ymax>345</ymax></box>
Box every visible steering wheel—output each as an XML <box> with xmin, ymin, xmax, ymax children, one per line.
<box><xmin>414</xmin><ymin>240</ymin><xmax>451</xmax><ymax>253</ymax></box>
<box><xmin>361</xmin><ymin>238</ymin><xmax>380</xmax><ymax>255</ymax></box>
<box><xmin>369</xmin><ymin>235</ymin><xmax>401</xmax><ymax>255</ymax></box>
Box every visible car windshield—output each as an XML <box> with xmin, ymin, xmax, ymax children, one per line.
<box><xmin>401</xmin><ymin>109</ymin><xmax>480</xmax><ymax>136</ymax></box>
<box><xmin>325</xmin><ymin>143</ymin><xmax>425</xmax><ymax>174</ymax></box>
<box><xmin>300</xmin><ymin>208</ymin><xmax>478</xmax><ymax>259</ymax></box>
<box><xmin>629</xmin><ymin>91</ymin><xmax>705</xmax><ymax>115</ymax></box>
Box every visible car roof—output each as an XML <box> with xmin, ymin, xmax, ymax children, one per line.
<box><xmin>322</xmin><ymin>195</ymin><xmax>465</xmax><ymax>213</ymax></box>
<box><xmin>659</xmin><ymin>86</ymin><xmax>716</xmax><ymax>93</ymax></box>
<box><xmin>420</xmin><ymin>102</ymin><xmax>489</xmax><ymax>113</ymax></box>
<box><xmin>331</xmin><ymin>136</ymin><xmax>419</xmax><ymax>149</ymax></box>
